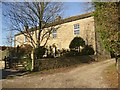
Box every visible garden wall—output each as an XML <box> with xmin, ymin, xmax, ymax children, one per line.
<box><xmin>38</xmin><ymin>55</ymin><xmax>96</xmax><ymax>71</ymax></box>
<box><xmin>97</xmin><ymin>55</ymin><xmax>111</xmax><ymax>61</ymax></box>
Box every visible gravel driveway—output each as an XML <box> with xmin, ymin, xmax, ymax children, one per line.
<box><xmin>2</xmin><ymin>59</ymin><xmax>115</xmax><ymax>88</ymax></box>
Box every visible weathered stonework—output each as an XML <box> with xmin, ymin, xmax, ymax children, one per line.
<box><xmin>14</xmin><ymin>12</ymin><xmax>110</xmax><ymax>59</ymax></box>
<box><xmin>14</xmin><ymin>12</ymin><xmax>96</xmax><ymax>52</ymax></box>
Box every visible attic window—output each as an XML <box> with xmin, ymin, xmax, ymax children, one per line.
<box><xmin>74</xmin><ymin>24</ymin><xmax>80</xmax><ymax>35</ymax></box>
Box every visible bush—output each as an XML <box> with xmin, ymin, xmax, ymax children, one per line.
<box><xmin>35</xmin><ymin>46</ymin><xmax>46</xmax><ymax>59</ymax></box>
<box><xmin>81</xmin><ymin>45</ymin><xmax>95</xmax><ymax>55</ymax></box>
<box><xmin>8</xmin><ymin>44</ymin><xmax>33</xmax><ymax>59</ymax></box>
<box><xmin>22</xmin><ymin>57</ymin><xmax>32</xmax><ymax>71</ymax></box>
<box><xmin>8</xmin><ymin>47</ymin><xmax>17</xmax><ymax>57</ymax></box>
<box><xmin>18</xmin><ymin>44</ymin><xmax>33</xmax><ymax>59</ymax></box>
<box><xmin>65</xmin><ymin>50</ymin><xmax>80</xmax><ymax>57</ymax></box>
<box><xmin>69</xmin><ymin>37</ymin><xmax>85</xmax><ymax>51</ymax></box>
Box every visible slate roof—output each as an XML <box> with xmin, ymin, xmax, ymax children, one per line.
<box><xmin>15</xmin><ymin>12</ymin><xmax>94</xmax><ymax>36</ymax></box>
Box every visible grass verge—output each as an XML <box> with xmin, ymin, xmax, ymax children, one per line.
<box><xmin>103</xmin><ymin>64</ymin><xmax>118</xmax><ymax>88</ymax></box>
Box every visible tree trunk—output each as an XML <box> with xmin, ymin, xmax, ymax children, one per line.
<box><xmin>31</xmin><ymin>46</ymin><xmax>41</xmax><ymax>71</ymax></box>
<box><xmin>31</xmin><ymin>48</ymin><xmax>38</xmax><ymax>71</ymax></box>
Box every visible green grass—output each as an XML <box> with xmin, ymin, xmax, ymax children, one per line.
<box><xmin>106</xmin><ymin>64</ymin><xmax>116</xmax><ymax>72</ymax></box>
<box><xmin>103</xmin><ymin>63</ymin><xmax>118</xmax><ymax>88</ymax></box>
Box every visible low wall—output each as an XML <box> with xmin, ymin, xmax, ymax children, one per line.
<box><xmin>0</xmin><ymin>55</ymin><xmax>110</xmax><ymax>71</ymax></box>
<box><xmin>38</xmin><ymin>55</ymin><xmax>96</xmax><ymax>71</ymax></box>
<box><xmin>96</xmin><ymin>55</ymin><xmax>111</xmax><ymax>61</ymax></box>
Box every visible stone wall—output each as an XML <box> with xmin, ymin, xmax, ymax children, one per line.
<box><xmin>96</xmin><ymin>55</ymin><xmax>111</xmax><ymax>61</ymax></box>
<box><xmin>15</xmin><ymin>16</ymin><xmax>96</xmax><ymax>52</ymax></box>
<box><xmin>38</xmin><ymin>55</ymin><xmax>96</xmax><ymax>71</ymax></box>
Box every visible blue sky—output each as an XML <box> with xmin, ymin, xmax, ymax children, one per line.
<box><xmin>63</xmin><ymin>2</ymin><xmax>93</xmax><ymax>18</ymax></box>
<box><xmin>1</xmin><ymin>2</ymin><xmax>93</xmax><ymax>46</ymax></box>
<box><xmin>0</xmin><ymin>2</ymin><xmax>2</xmax><ymax>46</ymax></box>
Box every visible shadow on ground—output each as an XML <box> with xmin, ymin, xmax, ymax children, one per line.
<box><xmin>1</xmin><ymin>69</ymin><xmax>28</xmax><ymax>79</ymax></box>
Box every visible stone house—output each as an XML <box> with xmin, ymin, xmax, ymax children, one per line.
<box><xmin>14</xmin><ymin>12</ymin><xmax>96</xmax><ymax>52</ymax></box>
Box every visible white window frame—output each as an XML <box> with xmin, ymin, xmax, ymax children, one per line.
<box><xmin>74</xmin><ymin>24</ymin><xmax>80</xmax><ymax>35</ymax></box>
<box><xmin>52</xmin><ymin>29</ymin><xmax>57</xmax><ymax>39</ymax></box>
<box><xmin>24</xmin><ymin>36</ymin><xmax>27</xmax><ymax>42</ymax></box>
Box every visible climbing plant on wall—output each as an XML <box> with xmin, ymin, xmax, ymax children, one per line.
<box><xmin>93</xmin><ymin>2</ymin><xmax>120</xmax><ymax>54</ymax></box>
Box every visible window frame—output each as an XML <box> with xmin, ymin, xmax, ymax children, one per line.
<box><xmin>24</xmin><ymin>36</ymin><xmax>27</xmax><ymax>42</ymax></box>
<box><xmin>52</xmin><ymin>29</ymin><xmax>57</xmax><ymax>39</ymax></box>
<box><xmin>73</xmin><ymin>23</ymin><xmax>80</xmax><ymax>35</ymax></box>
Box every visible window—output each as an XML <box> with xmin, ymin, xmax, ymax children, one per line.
<box><xmin>24</xmin><ymin>36</ymin><xmax>27</xmax><ymax>42</ymax></box>
<box><xmin>52</xmin><ymin>29</ymin><xmax>57</xmax><ymax>38</ymax></box>
<box><xmin>74</xmin><ymin>24</ymin><xmax>80</xmax><ymax>35</ymax></box>
<box><xmin>30</xmin><ymin>31</ymin><xmax>34</xmax><ymax>36</ymax></box>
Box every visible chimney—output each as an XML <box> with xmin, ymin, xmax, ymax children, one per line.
<box><xmin>55</xmin><ymin>16</ymin><xmax>62</xmax><ymax>21</ymax></box>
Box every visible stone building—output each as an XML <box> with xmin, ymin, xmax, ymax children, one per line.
<box><xmin>15</xmin><ymin>12</ymin><xmax>95</xmax><ymax>50</ymax></box>
<box><xmin>14</xmin><ymin>12</ymin><xmax>109</xmax><ymax>57</ymax></box>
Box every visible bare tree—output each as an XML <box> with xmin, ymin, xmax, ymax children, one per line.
<box><xmin>3</xmin><ymin>1</ymin><xmax>63</xmax><ymax>71</ymax></box>
<box><xmin>6</xmin><ymin>30</ymin><xmax>14</xmax><ymax>47</ymax></box>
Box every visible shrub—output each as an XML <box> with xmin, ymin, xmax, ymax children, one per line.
<box><xmin>19</xmin><ymin>44</ymin><xmax>33</xmax><ymax>58</ymax></box>
<box><xmin>10</xmin><ymin>44</ymin><xmax>33</xmax><ymax>60</ymax></box>
<box><xmin>69</xmin><ymin>37</ymin><xmax>85</xmax><ymax>52</ymax></box>
<box><xmin>8</xmin><ymin>47</ymin><xmax>17</xmax><ymax>57</ymax></box>
<box><xmin>65</xmin><ymin>50</ymin><xmax>80</xmax><ymax>57</ymax></box>
<box><xmin>35</xmin><ymin>46</ymin><xmax>46</xmax><ymax>59</ymax></box>
<box><xmin>59</xmin><ymin>48</ymin><xmax>69</xmax><ymax>55</ymax></box>
<box><xmin>22</xmin><ymin>57</ymin><xmax>32</xmax><ymax>71</ymax></box>
<box><xmin>46</xmin><ymin>46</ymin><xmax>54</xmax><ymax>58</ymax></box>
<box><xmin>81</xmin><ymin>45</ymin><xmax>95</xmax><ymax>55</ymax></box>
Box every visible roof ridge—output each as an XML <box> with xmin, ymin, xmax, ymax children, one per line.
<box><xmin>15</xmin><ymin>11</ymin><xmax>94</xmax><ymax>36</ymax></box>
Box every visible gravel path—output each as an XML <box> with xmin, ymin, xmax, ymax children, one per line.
<box><xmin>2</xmin><ymin>59</ymin><xmax>115</xmax><ymax>88</ymax></box>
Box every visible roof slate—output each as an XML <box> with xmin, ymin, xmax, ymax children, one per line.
<box><xmin>15</xmin><ymin>12</ymin><xmax>94</xmax><ymax>36</ymax></box>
